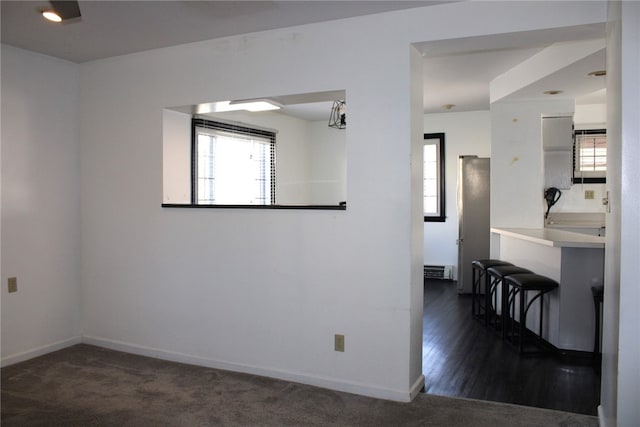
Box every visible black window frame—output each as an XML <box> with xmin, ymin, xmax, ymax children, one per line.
<box><xmin>191</xmin><ymin>117</ymin><xmax>276</xmax><ymax>205</ymax></box>
<box><xmin>573</xmin><ymin>128</ymin><xmax>606</xmax><ymax>184</ymax></box>
<box><xmin>423</xmin><ymin>132</ymin><xmax>446</xmax><ymax>223</ymax></box>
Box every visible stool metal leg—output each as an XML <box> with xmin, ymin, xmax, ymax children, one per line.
<box><xmin>472</xmin><ymin>268</ymin><xmax>478</xmax><ymax>318</ymax></box>
<box><xmin>539</xmin><ymin>291</ymin><xmax>544</xmax><ymax>341</ymax></box>
<box><xmin>501</xmin><ymin>280</ymin><xmax>509</xmax><ymax>339</ymax></box>
<box><xmin>472</xmin><ymin>267</ymin><xmax>487</xmax><ymax>322</ymax></box>
<box><xmin>593</xmin><ymin>297</ymin><xmax>600</xmax><ymax>355</ymax></box>
<box><xmin>519</xmin><ymin>288</ymin><xmax>526</xmax><ymax>353</ymax></box>
<box><xmin>484</xmin><ymin>272</ymin><xmax>491</xmax><ymax>327</ymax></box>
<box><xmin>520</xmin><ymin>290</ymin><xmax>548</xmax><ymax>353</ymax></box>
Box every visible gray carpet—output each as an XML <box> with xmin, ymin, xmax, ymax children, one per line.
<box><xmin>1</xmin><ymin>344</ymin><xmax>598</xmax><ymax>426</ymax></box>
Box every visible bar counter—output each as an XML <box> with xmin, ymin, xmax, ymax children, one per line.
<box><xmin>491</xmin><ymin>227</ymin><xmax>605</xmax><ymax>352</ymax></box>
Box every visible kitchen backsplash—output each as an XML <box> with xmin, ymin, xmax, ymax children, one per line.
<box><xmin>547</xmin><ymin>183</ymin><xmax>606</xmax><ymax>213</ymax></box>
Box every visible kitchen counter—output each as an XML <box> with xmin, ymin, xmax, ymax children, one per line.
<box><xmin>491</xmin><ymin>227</ymin><xmax>605</xmax><ymax>248</ymax></box>
<box><xmin>491</xmin><ymin>227</ymin><xmax>605</xmax><ymax>352</ymax></box>
<box><xmin>545</xmin><ymin>212</ymin><xmax>606</xmax><ymax>236</ymax></box>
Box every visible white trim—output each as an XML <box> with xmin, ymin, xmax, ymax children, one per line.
<box><xmin>1</xmin><ymin>336</ymin><xmax>82</xmax><ymax>367</ymax></box>
<box><xmin>597</xmin><ymin>405</ymin><xmax>607</xmax><ymax>427</ymax></box>
<box><xmin>410</xmin><ymin>374</ymin><xmax>426</xmax><ymax>401</ymax></box>
<box><xmin>83</xmin><ymin>335</ymin><xmax>421</xmax><ymax>402</ymax></box>
<box><xmin>194</xmin><ymin>115</ymin><xmax>278</xmax><ymax>135</ymax></box>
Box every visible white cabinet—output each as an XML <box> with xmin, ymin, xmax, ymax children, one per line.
<box><xmin>543</xmin><ymin>116</ymin><xmax>573</xmax><ymax>150</ymax></box>
<box><xmin>543</xmin><ymin>116</ymin><xmax>573</xmax><ymax>189</ymax></box>
<box><xmin>544</xmin><ymin>150</ymin><xmax>573</xmax><ymax>189</ymax></box>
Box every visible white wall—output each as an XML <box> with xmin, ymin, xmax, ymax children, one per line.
<box><xmin>162</xmin><ymin>109</ymin><xmax>191</xmax><ymax>204</ymax></box>
<box><xmin>490</xmin><ymin>99</ymin><xmax>575</xmax><ymax>230</ymax></box>
<box><xmin>79</xmin><ymin>11</ymin><xmax>423</xmax><ymax>402</ymax></box>
<box><xmin>1</xmin><ymin>46</ymin><xmax>82</xmax><ymax>365</ymax></box>
<box><xmin>423</xmin><ymin>111</ymin><xmax>491</xmax><ymax>275</ymax></box>
<box><xmin>616</xmin><ymin>2</ymin><xmax>640</xmax><ymax>423</ymax></box>
<box><xmin>76</xmin><ymin>1</ymin><xmax>607</xmax><ymax>402</ymax></box>
<box><xmin>550</xmin><ymin>182</ymin><xmax>606</xmax><ymax>213</ymax></box>
<box><xmin>601</xmin><ymin>2</ymin><xmax>640</xmax><ymax>426</ymax></box>
<box><xmin>0</xmin><ymin>0</ymin><xmax>610</xmax><ymax>403</ymax></box>
<box><xmin>575</xmin><ymin>103</ymin><xmax>607</xmax><ymax>130</ymax></box>
<box><xmin>309</xmin><ymin>121</ymin><xmax>346</xmax><ymax>205</ymax></box>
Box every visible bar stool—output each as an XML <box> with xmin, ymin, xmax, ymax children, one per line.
<box><xmin>485</xmin><ymin>265</ymin><xmax>533</xmax><ymax>336</ymax></box>
<box><xmin>471</xmin><ymin>259</ymin><xmax>513</xmax><ymax>325</ymax></box>
<box><xmin>591</xmin><ymin>285</ymin><xmax>604</xmax><ymax>368</ymax></box>
<box><xmin>504</xmin><ymin>273</ymin><xmax>559</xmax><ymax>353</ymax></box>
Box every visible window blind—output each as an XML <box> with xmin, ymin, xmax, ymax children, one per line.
<box><xmin>191</xmin><ymin>118</ymin><xmax>276</xmax><ymax>205</ymax></box>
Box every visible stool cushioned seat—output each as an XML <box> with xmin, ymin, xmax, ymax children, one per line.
<box><xmin>506</xmin><ymin>273</ymin><xmax>559</xmax><ymax>291</ymax></box>
<box><xmin>472</xmin><ymin>259</ymin><xmax>513</xmax><ymax>270</ymax></box>
<box><xmin>486</xmin><ymin>266</ymin><xmax>533</xmax><ymax>278</ymax></box>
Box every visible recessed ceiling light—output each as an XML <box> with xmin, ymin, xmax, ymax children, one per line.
<box><xmin>442</xmin><ymin>104</ymin><xmax>456</xmax><ymax>110</ymax></box>
<box><xmin>41</xmin><ymin>10</ymin><xmax>62</xmax><ymax>22</ymax></box>
<box><xmin>543</xmin><ymin>90</ymin><xmax>563</xmax><ymax>95</ymax></box>
<box><xmin>229</xmin><ymin>99</ymin><xmax>282</xmax><ymax>112</ymax></box>
<box><xmin>588</xmin><ymin>70</ymin><xmax>606</xmax><ymax>77</ymax></box>
<box><xmin>202</xmin><ymin>99</ymin><xmax>282</xmax><ymax>113</ymax></box>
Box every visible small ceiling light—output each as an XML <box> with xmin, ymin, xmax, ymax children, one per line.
<box><xmin>41</xmin><ymin>10</ymin><xmax>62</xmax><ymax>22</ymax></box>
<box><xmin>328</xmin><ymin>100</ymin><xmax>346</xmax><ymax>129</ymax></box>
<box><xmin>228</xmin><ymin>99</ymin><xmax>281</xmax><ymax>112</ymax></box>
<box><xmin>442</xmin><ymin>104</ymin><xmax>456</xmax><ymax>110</ymax></box>
<box><xmin>544</xmin><ymin>90</ymin><xmax>563</xmax><ymax>95</ymax></box>
<box><xmin>588</xmin><ymin>70</ymin><xmax>606</xmax><ymax>77</ymax></box>
<box><xmin>209</xmin><ymin>99</ymin><xmax>281</xmax><ymax>113</ymax></box>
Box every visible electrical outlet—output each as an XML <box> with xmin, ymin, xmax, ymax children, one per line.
<box><xmin>334</xmin><ymin>334</ymin><xmax>345</xmax><ymax>352</ymax></box>
<box><xmin>585</xmin><ymin>190</ymin><xmax>595</xmax><ymax>200</ymax></box>
<box><xmin>8</xmin><ymin>277</ymin><xmax>17</xmax><ymax>293</ymax></box>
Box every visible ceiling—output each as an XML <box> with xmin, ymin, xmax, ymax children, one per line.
<box><xmin>417</xmin><ymin>24</ymin><xmax>607</xmax><ymax>113</ymax></box>
<box><xmin>1</xmin><ymin>1</ymin><xmax>607</xmax><ymax>118</ymax></box>
<box><xmin>1</xmin><ymin>1</ymin><xmax>441</xmax><ymax>63</ymax></box>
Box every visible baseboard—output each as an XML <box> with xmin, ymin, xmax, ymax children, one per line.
<box><xmin>410</xmin><ymin>374</ymin><xmax>426</xmax><ymax>400</ymax></box>
<box><xmin>82</xmin><ymin>335</ymin><xmax>420</xmax><ymax>402</ymax></box>
<box><xmin>597</xmin><ymin>405</ymin><xmax>608</xmax><ymax>427</ymax></box>
<box><xmin>1</xmin><ymin>336</ymin><xmax>82</xmax><ymax>367</ymax></box>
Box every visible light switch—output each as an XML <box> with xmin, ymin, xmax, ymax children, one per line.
<box><xmin>585</xmin><ymin>190</ymin><xmax>595</xmax><ymax>200</ymax></box>
<box><xmin>8</xmin><ymin>277</ymin><xmax>17</xmax><ymax>293</ymax></box>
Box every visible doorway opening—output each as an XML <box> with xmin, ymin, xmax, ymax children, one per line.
<box><xmin>415</xmin><ymin>24</ymin><xmax>606</xmax><ymax>416</ymax></box>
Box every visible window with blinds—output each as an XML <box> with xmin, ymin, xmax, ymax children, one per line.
<box><xmin>573</xmin><ymin>129</ymin><xmax>606</xmax><ymax>183</ymax></box>
<box><xmin>192</xmin><ymin>118</ymin><xmax>275</xmax><ymax>205</ymax></box>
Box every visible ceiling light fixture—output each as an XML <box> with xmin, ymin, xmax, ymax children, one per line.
<box><xmin>544</xmin><ymin>90</ymin><xmax>563</xmax><ymax>95</ymax></box>
<box><xmin>41</xmin><ymin>10</ymin><xmax>62</xmax><ymax>22</ymax></box>
<box><xmin>328</xmin><ymin>100</ymin><xmax>346</xmax><ymax>129</ymax></box>
<box><xmin>41</xmin><ymin>1</ymin><xmax>82</xmax><ymax>23</ymax></box>
<box><xmin>229</xmin><ymin>99</ymin><xmax>282</xmax><ymax>112</ymax></box>
<box><xmin>588</xmin><ymin>70</ymin><xmax>606</xmax><ymax>77</ymax></box>
<box><xmin>206</xmin><ymin>99</ymin><xmax>281</xmax><ymax>113</ymax></box>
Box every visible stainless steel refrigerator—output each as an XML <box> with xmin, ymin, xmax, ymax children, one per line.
<box><xmin>457</xmin><ymin>156</ymin><xmax>490</xmax><ymax>294</ymax></box>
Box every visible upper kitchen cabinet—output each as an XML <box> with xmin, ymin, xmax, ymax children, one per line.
<box><xmin>543</xmin><ymin>116</ymin><xmax>573</xmax><ymax>150</ymax></box>
<box><xmin>543</xmin><ymin>116</ymin><xmax>573</xmax><ymax>189</ymax></box>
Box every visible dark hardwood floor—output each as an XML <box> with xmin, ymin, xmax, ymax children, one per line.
<box><xmin>422</xmin><ymin>279</ymin><xmax>600</xmax><ymax>416</ymax></box>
